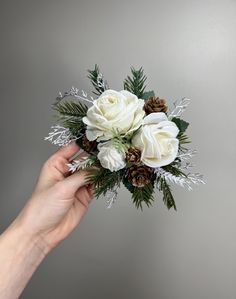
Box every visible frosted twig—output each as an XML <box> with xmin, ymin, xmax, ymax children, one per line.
<box><xmin>180</xmin><ymin>162</ymin><xmax>195</xmax><ymax>170</ymax></box>
<box><xmin>105</xmin><ymin>189</ymin><xmax>118</xmax><ymax>209</ymax></box>
<box><xmin>44</xmin><ymin>125</ymin><xmax>81</xmax><ymax>146</ymax></box>
<box><xmin>186</xmin><ymin>173</ymin><xmax>206</xmax><ymax>185</ymax></box>
<box><xmin>97</xmin><ymin>73</ymin><xmax>109</xmax><ymax>91</ymax></box>
<box><xmin>67</xmin><ymin>156</ymin><xmax>95</xmax><ymax>173</ymax></box>
<box><xmin>177</xmin><ymin>149</ymin><xmax>197</xmax><ymax>161</ymax></box>
<box><xmin>54</xmin><ymin>86</ymin><xmax>94</xmax><ymax>106</ymax></box>
<box><xmin>168</xmin><ymin>97</ymin><xmax>191</xmax><ymax>118</ymax></box>
<box><xmin>155</xmin><ymin>168</ymin><xmax>205</xmax><ymax>191</ymax></box>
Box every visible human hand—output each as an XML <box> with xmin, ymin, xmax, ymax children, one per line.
<box><xmin>13</xmin><ymin>142</ymin><xmax>94</xmax><ymax>254</ymax></box>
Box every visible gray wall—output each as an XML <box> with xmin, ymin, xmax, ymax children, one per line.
<box><xmin>0</xmin><ymin>0</ymin><xmax>236</xmax><ymax>298</ymax></box>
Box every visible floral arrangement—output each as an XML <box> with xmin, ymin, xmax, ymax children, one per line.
<box><xmin>45</xmin><ymin>65</ymin><xmax>205</xmax><ymax>210</ymax></box>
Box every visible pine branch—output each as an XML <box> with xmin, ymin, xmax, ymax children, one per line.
<box><xmin>58</xmin><ymin>118</ymin><xmax>85</xmax><ymax>137</ymax></box>
<box><xmin>123</xmin><ymin>66</ymin><xmax>147</xmax><ymax>98</ymax></box>
<box><xmin>177</xmin><ymin>132</ymin><xmax>191</xmax><ymax>145</ymax></box>
<box><xmin>157</xmin><ymin>177</ymin><xmax>177</xmax><ymax>210</ymax></box>
<box><xmin>162</xmin><ymin>164</ymin><xmax>187</xmax><ymax>177</ymax></box>
<box><xmin>87</xmin><ymin>64</ymin><xmax>109</xmax><ymax>96</ymax></box>
<box><xmin>86</xmin><ymin>167</ymin><xmax>124</xmax><ymax>198</ymax></box>
<box><xmin>53</xmin><ymin>101</ymin><xmax>88</xmax><ymax>118</ymax></box>
<box><xmin>132</xmin><ymin>183</ymin><xmax>155</xmax><ymax>210</ymax></box>
<box><xmin>53</xmin><ymin>101</ymin><xmax>88</xmax><ymax>136</ymax></box>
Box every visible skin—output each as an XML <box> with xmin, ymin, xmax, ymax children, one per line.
<box><xmin>0</xmin><ymin>142</ymin><xmax>94</xmax><ymax>299</ymax></box>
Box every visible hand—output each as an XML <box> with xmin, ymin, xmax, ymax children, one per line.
<box><xmin>13</xmin><ymin>142</ymin><xmax>94</xmax><ymax>254</ymax></box>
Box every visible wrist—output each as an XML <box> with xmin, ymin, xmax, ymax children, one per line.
<box><xmin>0</xmin><ymin>216</ymin><xmax>48</xmax><ymax>299</ymax></box>
<box><xmin>4</xmin><ymin>216</ymin><xmax>51</xmax><ymax>260</ymax></box>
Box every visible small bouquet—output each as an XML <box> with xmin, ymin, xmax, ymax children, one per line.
<box><xmin>45</xmin><ymin>65</ymin><xmax>205</xmax><ymax>210</ymax></box>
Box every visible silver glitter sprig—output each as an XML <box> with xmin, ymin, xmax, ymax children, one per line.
<box><xmin>67</xmin><ymin>156</ymin><xmax>96</xmax><ymax>173</ymax></box>
<box><xmin>155</xmin><ymin>168</ymin><xmax>205</xmax><ymax>191</ymax></box>
<box><xmin>177</xmin><ymin>149</ymin><xmax>197</xmax><ymax>161</ymax></box>
<box><xmin>180</xmin><ymin>161</ymin><xmax>196</xmax><ymax>170</ymax></box>
<box><xmin>105</xmin><ymin>189</ymin><xmax>118</xmax><ymax>209</ymax></box>
<box><xmin>168</xmin><ymin>97</ymin><xmax>191</xmax><ymax>119</ymax></box>
<box><xmin>54</xmin><ymin>86</ymin><xmax>94</xmax><ymax>106</ymax></box>
<box><xmin>44</xmin><ymin>125</ymin><xmax>81</xmax><ymax>146</ymax></box>
<box><xmin>96</xmin><ymin>73</ymin><xmax>109</xmax><ymax>92</ymax></box>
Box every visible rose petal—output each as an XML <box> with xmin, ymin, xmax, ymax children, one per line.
<box><xmin>143</xmin><ymin>112</ymin><xmax>168</xmax><ymax>125</ymax></box>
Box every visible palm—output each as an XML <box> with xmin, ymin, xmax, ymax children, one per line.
<box><xmin>25</xmin><ymin>143</ymin><xmax>93</xmax><ymax>250</ymax></box>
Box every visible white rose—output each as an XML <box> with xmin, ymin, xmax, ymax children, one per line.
<box><xmin>97</xmin><ymin>141</ymin><xmax>126</xmax><ymax>172</ymax></box>
<box><xmin>132</xmin><ymin>112</ymin><xmax>179</xmax><ymax>168</ymax></box>
<box><xmin>82</xmin><ymin>89</ymin><xmax>145</xmax><ymax>141</ymax></box>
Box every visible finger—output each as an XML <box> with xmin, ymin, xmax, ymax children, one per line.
<box><xmin>61</xmin><ymin>169</ymin><xmax>92</xmax><ymax>194</ymax></box>
<box><xmin>75</xmin><ymin>186</ymin><xmax>93</xmax><ymax>209</ymax></box>
<box><xmin>73</xmin><ymin>151</ymin><xmax>89</xmax><ymax>161</ymax></box>
<box><xmin>86</xmin><ymin>183</ymin><xmax>95</xmax><ymax>199</ymax></box>
<box><xmin>53</xmin><ymin>141</ymin><xmax>80</xmax><ymax>161</ymax></box>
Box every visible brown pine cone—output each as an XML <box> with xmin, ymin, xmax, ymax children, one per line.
<box><xmin>144</xmin><ymin>96</ymin><xmax>168</xmax><ymax>114</ymax></box>
<box><xmin>126</xmin><ymin>147</ymin><xmax>141</xmax><ymax>164</ymax></box>
<box><xmin>82</xmin><ymin>135</ymin><xmax>97</xmax><ymax>153</ymax></box>
<box><xmin>127</xmin><ymin>165</ymin><xmax>154</xmax><ymax>187</ymax></box>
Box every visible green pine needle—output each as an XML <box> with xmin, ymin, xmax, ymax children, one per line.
<box><xmin>162</xmin><ymin>164</ymin><xmax>187</xmax><ymax>178</ymax></box>
<box><xmin>123</xmin><ymin>66</ymin><xmax>147</xmax><ymax>98</ymax></box>
<box><xmin>86</xmin><ymin>167</ymin><xmax>124</xmax><ymax>198</ymax></box>
<box><xmin>157</xmin><ymin>177</ymin><xmax>177</xmax><ymax>210</ymax></box>
<box><xmin>53</xmin><ymin>100</ymin><xmax>88</xmax><ymax>136</ymax></box>
<box><xmin>53</xmin><ymin>100</ymin><xmax>88</xmax><ymax>118</ymax></box>
<box><xmin>132</xmin><ymin>183</ymin><xmax>155</xmax><ymax>210</ymax></box>
<box><xmin>177</xmin><ymin>132</ymin><xmax>191</xmax><ymax>145</ymax></box>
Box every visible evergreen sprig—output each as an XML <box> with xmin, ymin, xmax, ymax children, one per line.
<box><xmin>86</xmin><ymin>167</ymin><xmax>124</xmax><ymax>198</ymax></box>
<box><xmin>53</xmin><ymin>101</ymin><xmax>88</xmax><ymax>136</ymax></box>
<box><xmin>177</xmin><ymin>132</ymin><xmax>191</xmax><ymax>148</ymax></box>
<box><xmin>87</xmin><ymin>64</ymin><xmax>109</xmax><ymax>96</ymax></box>
<box><xmin>123</xmin><ymin>67</ymin><xmax>147</xmax><ymax>98</ymax></box>
<box><xmin>54</xmin><ymin>101</ymin><xmax>88</xmax><ymax>118</ymax></box>
<box><xmin>157</xmin><ymin>177</ymin><xmax>176</xmax><ymax>210</ymax></box>
<box><xmin>132</xmin><ymin>183</ymin><xmax>155</xmax><ymax>210</ymax></box>
<box><xmin>162</xmin><ymin>164</ymin><xmax>187</xmax><ymax>177</ymax></box>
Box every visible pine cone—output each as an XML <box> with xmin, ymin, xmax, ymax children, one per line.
<box><xmin>144</xmin><ymin>96</ymin><xmax>168</xmax><ymax>114</ymax></box>
<box><xmin>126</xmin><ymin>147</ymin><xmax>141</xmax><ymax>164</ymax></box>
<box><xmin>82</xmin><ymin>135</ymin><xmax>97</xmax><ymax>153</ymax></box>
<box><xmin>127</xmin><ymin>165</ymin><xmax>154</xmax><ymax>187</ymax></box>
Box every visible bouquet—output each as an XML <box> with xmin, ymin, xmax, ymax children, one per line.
<box><xmin>45</xmin><ymin>65</ymin><xmax>205</xmax><ymax>210</ymax></box>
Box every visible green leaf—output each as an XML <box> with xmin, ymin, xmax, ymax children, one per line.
<box><xmin>132</xmin><ymin>183</ymin><xmax>155</xmax><ymax>210</ymax></box>
<box><xmin>142</xmin><ymin>90</ymin><xmax>155</xmax><ymax>100</ymax></box>
<box><xmin>171</xmin><ymin>117</ymin><xmax>189</xmax><ymax>133</ymax></box>
<box><xmin>123</xmin><ymin>66</ymin><xmax>147</xmax><ymax>98</ymax></box>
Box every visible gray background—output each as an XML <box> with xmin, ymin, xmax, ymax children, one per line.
<box><xmin>0</xmin><ymin>0</ymin><xmax>236</xmax><ymax>298</ymax></box>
